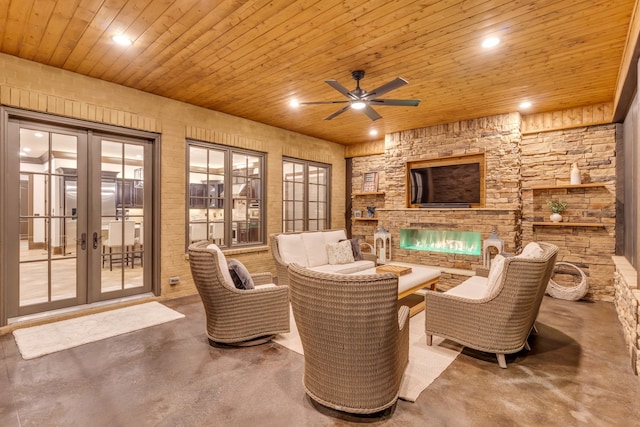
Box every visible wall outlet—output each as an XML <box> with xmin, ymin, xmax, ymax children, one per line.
<box><xmin>169</xmin><ymin>276</ymin><xmax>180</xmax><ymax>285</ymax></box>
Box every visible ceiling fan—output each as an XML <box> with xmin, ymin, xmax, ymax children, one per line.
<box><xmin>298</xmin><ymin>70</ymin><xmax>421</xmax><ymax>121</ymax></box>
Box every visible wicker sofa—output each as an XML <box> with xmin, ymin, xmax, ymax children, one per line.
<box><xmin>287</xmin><ymin>263</ymin><xmax>410</xmax><ymax>414</ymax></box>
<box><xmin>270</xmin><ymin>229</ymin><xmax>376</xmax><ymax>286</ymax></box>
<box><xmin>424</xmin><ymin>242</ymin><xmax>559</xmax><ymax>368</ymax></box>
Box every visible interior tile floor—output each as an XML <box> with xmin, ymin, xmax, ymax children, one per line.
<box><xmin>1</xmin><ymin>294</ymin><xmax>639</xmax><ymax>426</ymax></box>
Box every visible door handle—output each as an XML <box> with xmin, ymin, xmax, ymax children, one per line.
<box><xmin>80</xmin><ymin>233</ymin><xmax>87</xmax><ymax>250</ymax></box>
<box><xmin>93</xmin><ymin>232</ymin><xmax>99</xmax><ymax>250</ymax></box>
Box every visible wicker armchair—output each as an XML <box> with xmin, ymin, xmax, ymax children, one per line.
<box><xmin>188</xmin><ymin>241</ymin><xmax>290</xmax><ymax>346</ymax></box>
<box><xmin>287</xmin><ymin>263</ymin><xmax>410</xmax><ymax>414</ymax></box>
<box><xmin>425</xmin><ymin>242</ymin><xmax>559</xmax><ymax>368</ymax></box>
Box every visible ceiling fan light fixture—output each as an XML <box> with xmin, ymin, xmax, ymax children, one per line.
<box><xmin>351</xmin><ymin>101</ymin><xmax>366</xmax><ymax>110</ymax></box>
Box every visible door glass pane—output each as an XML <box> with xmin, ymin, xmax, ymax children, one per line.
<box><xmin>101</xmin><ymin>140</ymin><xmax>144</xmax><ymax>293</ymax></box>
<box><xmin>51</xmin><ymin>259</ymin><xmax>77</xmax><ymax>301</ymax></box>
<box><xmin>19</xmin><ymin>128</ymin><xmax>78</xmax><ymax>308</ymax></box>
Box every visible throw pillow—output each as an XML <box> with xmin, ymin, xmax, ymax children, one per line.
<box><xmin>326</xmin><ymin>240</ymin><xmax>355</xmax><ymax>265</ymax></box>
<box><xmin>340</xmin><ymin>238</ymin><xmax>363</xmax><ymax>261</ymax></box>
<box><xmin>227</xmin><ymin>258</ymin><xmax>255</xmax><ymax>290</ymax></box>
<box><xmin>518</xmin><ymin>242</ymin><xmax>544</xmax><ymax>258</ymax></box>
<box><xmin>486</xmin><ymin>254</ymin><xmax>506</xmax><ymax>297</ymax></box>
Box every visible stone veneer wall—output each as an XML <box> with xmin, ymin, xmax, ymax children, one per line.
<box><xmin>351</xmin><ymin>115</ymin><xmax>619</xmax><ymax>299</ymax></box>
<box><xmin>613</xmin><ymin>256</ymin><xmax>640</xmax><ymax>376</ymax></box>
<box><xmin>520</xmin><ymin>124</ymin><xmax>617</xmax><ymax>301</ymax></box>
<box><xmin>353</xmin><ymin>113</ymin><xmax>522</xmax><ymax>276</ymax></box>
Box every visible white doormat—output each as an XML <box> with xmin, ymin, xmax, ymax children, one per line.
<box><xmin>12</xmin><ymin>302</ymin><xmax>185</xmax><ymax>360</ymax></box>
<box><xmin>274</xmin><ymin>309</ymin><xmax>462</xmax><ymax>402</ymax></box>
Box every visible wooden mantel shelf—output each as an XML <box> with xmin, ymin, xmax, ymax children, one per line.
<box><xmin>353</xmin><ymin>217</ymin><xmax>378</xmax><ymax>221</ymax></box>
<box><xmin>529</xmin><ymin>183</ymin><xmax>606</xmax><ymax>190</ymax></box>
<box><xmin>352</xmin><ymin>191</ymin><xmax>385</xmax><ymax>196</ymax></box>
<box><xmin>532</xmin><ymin>222</ymin><xmax>605</xmax><ymax>227</ymax></box>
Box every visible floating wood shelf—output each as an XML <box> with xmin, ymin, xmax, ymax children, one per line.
<box><xmin>529</xmin><ymin>183</ymin><xmax>607</xmax><ymax>190</ymax></box>
<box><xmin>531</xmin><ymin>222</ymin><xmax>605</xmax><ymax>227</ymax></box>
<box><xmin>352</xmin><ymin>217</ymin><xmax>379</xmax><ymax>221</ymax></box>
<box><xmin>352</xmin><ymin>191</ymin><xmax>385</xmax><ymax>196</ymax></box>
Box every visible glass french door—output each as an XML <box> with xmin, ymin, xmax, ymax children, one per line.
<box><xmin>95</xmin><ymin>136</ymin><xmax>149</xmax><ymax>298</ymax></box>
<box><xmin>4</xmin><ymin>119</ymin><xmax>152</xmax><ymax>320</ymax></box>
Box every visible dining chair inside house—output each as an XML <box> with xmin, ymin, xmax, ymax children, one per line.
<box><xmin>131</xmin><ymin>222</ymin><xmax>143</xmax><ymax>267</ymax></box>
<box><xmin>102</xmin><ymin>220</ymin><xmax>136</xmax><ymax>271</ymax></box>
<box><xmin>211</xmin><ymin>222</ymin><xmax>224</xmax><ymax>245</ymax></box>
<box><xmin>190</xmin><ymin>222</ymin><xmax>208</xmax><ymax>243</ymax></box>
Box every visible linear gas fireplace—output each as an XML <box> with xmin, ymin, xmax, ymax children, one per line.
<box><xmin>399</xmin><ymin>228</ymin><xmax>481</xmax><ymax>256</ymax></box>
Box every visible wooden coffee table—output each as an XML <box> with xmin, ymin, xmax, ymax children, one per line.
<box><xmin>359</xmin><ymin>263</ymin><xmax>441</xmax><ymax>317</ymax></box>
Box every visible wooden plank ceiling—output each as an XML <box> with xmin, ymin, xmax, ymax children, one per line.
<box><xmin>0</xmin><ymin>0</ymin><xmax>635</xmax><ymax>145</ymax></box>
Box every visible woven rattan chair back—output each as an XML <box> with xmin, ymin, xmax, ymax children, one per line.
<box><xmin>287</xmin><ymin>263</ymin><xmax>410</xmax><ymax>414</ymax></box>
<box><xmin>425</xmin><ymin>242</ymin><xmax>559</xmax><ymax>368</ymax></box>
<box><xmin>188</xmin><ymin>241</ymin><xmax>290</xmax><ymax>345</ymax></box>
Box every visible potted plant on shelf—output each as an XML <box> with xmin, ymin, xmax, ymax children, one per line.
<box><xmin>546</xmin><ymin>199</ymin><xmax>567</xmax><ymax>223</ymax></box>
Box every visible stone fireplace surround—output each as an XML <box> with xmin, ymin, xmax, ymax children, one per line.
<box><xmin>350</xmin><ymin>112</ymin><xmax>640</xmax><ymax>376</ymax></box>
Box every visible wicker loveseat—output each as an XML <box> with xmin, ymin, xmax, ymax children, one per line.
<box><xmin>287</xmin><ymin>263</ymin><xmax>410</xmax><ymax>414</ymax></box>
<box><xmin>188</xmin><ymin>241</ymin><xmax>290</xmax><ymax>345</ymax></box>
<box><xmin>424</xmin><ymin>242</ymin><xmax>558</xmax><ymax>368</ymax></box>
<box><xmin>270</xmin><ymin>229</ymin><xmax>376</xmax><ymax>286</ymax></box>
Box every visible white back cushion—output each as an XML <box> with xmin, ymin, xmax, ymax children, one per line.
<box><xmin>518</xmin><ymin>242</ymin><xmax>544</xmax><ymax>258</ymax></box>
<box><xmin>206</xmin><ymin>244</ymin><xmax>235</xmax><ymax>286</ymax></box>
<box><xmin>301</xmin><ymin>232</ymin><xmax>329</xmax><ymax>267</ymax></box>
<box><xmin>323</xmin><ymin>229</ymin><xmax>347</xmax><ymax>246</ymax></box>
<box><xmin>277</xmin><ymin>234</ymin><xmax>308</xmax><ymax>267</ymax></box>
<box><xmin>485</xmin><ymin>254</ymin><xmax>506</xmax><ymax>297</ymax></box>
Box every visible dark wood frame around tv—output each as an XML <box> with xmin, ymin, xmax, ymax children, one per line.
<box><xmin>405</xmin><ymin>153</ymin><xmax>485</xmax><ymax>208</ymax></box>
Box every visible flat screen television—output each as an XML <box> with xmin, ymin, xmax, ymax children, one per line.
<box><xmin>409</xmin><ymin>161</ymin><xmax>482</xmax><ymax>207</ymax></box>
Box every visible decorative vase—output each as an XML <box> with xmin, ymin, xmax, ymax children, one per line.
<box><xmin>570</xmin><ymin>163</ymin><xmax>581</xmax><ymax>185</ymax></box>
<box><xmin>550</xmin><ymin>213</ymin><xmax>563</xmax><ymax>223</ymax></box>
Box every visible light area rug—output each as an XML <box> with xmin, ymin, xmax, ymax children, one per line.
<box><xmin>273</xmin><ymin>309</ymin><xmax>462</xmax><ymax>402</ymax></box>
<box><xmin>13</xmin><ymin>302</ymin><xmax>185</xmax><ymax>360</ymax></box>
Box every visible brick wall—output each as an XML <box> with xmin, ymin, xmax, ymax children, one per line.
<box><xmin>0</xmin><ymin>53</ymin><xmax>346</xmax><ymax>300</ymax></box>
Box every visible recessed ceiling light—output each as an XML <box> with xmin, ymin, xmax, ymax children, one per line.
<box><xmin>481</xmin><ymin>37</ymin><xmax>500</xmax><ymax>48</ymax></box>
<box><xmin>520</xmin><ymin>101</ymin><xmax>532</xmax><ymax>109</ymax></box>
<box><xmin>351</xmin><ymin>101</ymin><xmax>366</xmax><ymax>110</ymax></box>
<box><xmin>112</xmin><ymin>35</ymin><xmax>133</xmax><ymax>46</ymax></box>
<box><xmin>369</xmin><ymin>129</ymin><xmax>378</xmax><ymax>136</ymax></box>
<box><xmin>289</xmin><ymin>99</ymin><xmax>300</xmax><ymax>108</ymax></box>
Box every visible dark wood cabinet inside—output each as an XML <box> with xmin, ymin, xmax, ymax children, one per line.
<box><xmin>117</xmin><ymin>180</ymin><xmax>144</xmax><ymax>208</ymax></box>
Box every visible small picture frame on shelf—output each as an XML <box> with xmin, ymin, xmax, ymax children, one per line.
<box><xmin>362</xmin><ymin>172</ymin><xmax>379</xmax><ymax>192</ymax></box>
<box><xmin>353</xmin><ymin>210</ymin><xmax>362</xmax><ymax>218</ymax></box>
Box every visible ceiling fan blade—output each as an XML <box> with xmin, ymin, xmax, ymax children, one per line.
<box><xmin>299</xmin><ymin>100</ymin><xmax>349</xmax><ymax>105</ymax></box>
<box><xmin>363</xmin><ymin>105</ymin><xmax>382</xmax><ymax>121</ymax></box>
<box><xmin>370</xmin><ymin>98</ymin><xmax>421</xmax><ymax>107</ymax></box>
<box><xmin>324</xmin><ymin>104</ymin><xmax>351</xmax><ymax>120</ymax></box>
<box><xmin>325</xmin><ymin>79</ymin><xmax>356</xmax><ymax>99</ymax></box>
<box><xmin>365</xmin><ymin>77</ymin><xmax>408</xmax><ymax>100</ymax></box>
